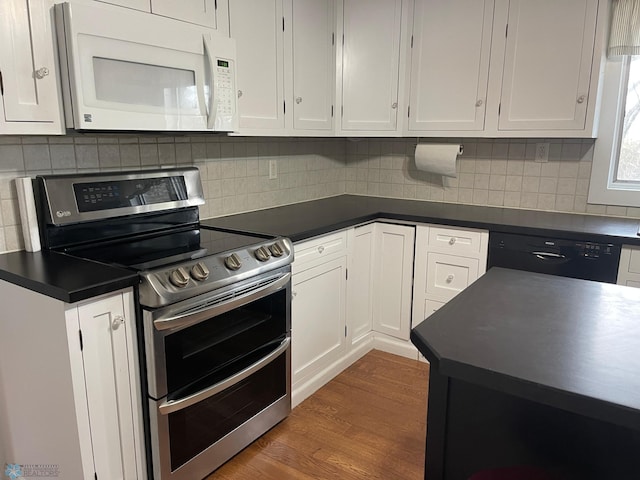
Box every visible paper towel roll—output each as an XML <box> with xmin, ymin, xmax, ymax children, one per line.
<box><xmin>15</xmin><ymin>177</ymin><xmax>41</xmax><ymax>252</ymax></box>
<box><xmin>414</xmin><ymin>144</ymin><xmax>462</xmax><ymax>178</ymax></box>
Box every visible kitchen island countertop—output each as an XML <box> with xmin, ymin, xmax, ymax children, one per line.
<box><xmin>410</xmin><ymin>267</ymin><xmax>640</xmax><ymax>479</ymax></box>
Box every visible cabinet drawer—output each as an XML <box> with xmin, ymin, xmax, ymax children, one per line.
<box><xmin>425</xmin><ymin>252</ymin><xmax>480</xmax><ymax>301</ymax></box>
<box><xmin>427</xmin><ymin>226</ymin><xmax>487</xmax><ymax>256</ymax></box>
<box><xmin>293</xmin><ymin>230</ymin><xmax>347</xmax><ymax>271</ymax></box>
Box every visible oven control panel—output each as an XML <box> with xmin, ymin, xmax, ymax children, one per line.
<box><xmin>139</xmin><ymin>237</ymin><xmax>294</xmax><ymax>307</ymax></box>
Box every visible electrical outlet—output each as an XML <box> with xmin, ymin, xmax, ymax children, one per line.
<box><xmin>535</xmin><ymin>143</ymin><xmax>550</xmax><ymax>163</ymax></box>
<box><xmin>269</xmin><ymin>159</ymin><xmax>278</xmax><ymax>179</ymax></box>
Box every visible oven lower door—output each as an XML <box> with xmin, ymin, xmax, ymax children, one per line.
<box><xmin>149</xmin><ymin>339</ymin><xmax>291</xmax><ymax>480</ymax></box>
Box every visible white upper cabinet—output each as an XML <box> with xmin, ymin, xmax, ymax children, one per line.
<box><xmin>0</xmin><ymin>0</ymin><xmax>64</xmax><ymax>134</ymax></box>
<box><xmin>494</xmin><ymin>0</ymin><xmax>599</xmax><ymax>132</ymax></box>
<box><xmin>152</xmin><ymin>0</ymin><xmax>226</xmax><ymax>31</ymax></box>
<box><xmin>338</xmin><ymin>0</ymin><xmax>404</xmax><ymax>132</ymax></box>
<box><xmin>96</xmin><ymin>0</ymin><xmax>229</xmax><ymax>32</ymax></box>
<box><xmin>229</xmin><ymin>0</ymin><xmax>285</xmax><ymax>132</ymax></box>
<box><xmin>289</xmin><ymin>0</ymin><xmax>335</xmax><ymax>131</ymax></box>
<box><xmin>407</xmin><ymin>0</ymin><xmax>494</xmax><ymax>132</ymax></box>
<box><xmin>95</xmin><ymin>0</ymin><xmax>151</xmax><ymax>12</ymax></box>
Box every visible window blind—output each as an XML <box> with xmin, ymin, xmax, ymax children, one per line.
<box><xmin>610</xmin><ymin>0</ymin><xmax>640</xmax><ymax>56</ymax></box>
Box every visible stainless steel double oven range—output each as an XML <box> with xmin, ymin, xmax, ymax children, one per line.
<box><xmin>35</xmin><ymin>167</ymin><xmax>293</xmax><ymax>480</ymax></box>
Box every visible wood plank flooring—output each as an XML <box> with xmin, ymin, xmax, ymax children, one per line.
<box><xmin>208</xmin><ymin>350</ymin><xmax>429</xmax><ymax>480</ymax></box>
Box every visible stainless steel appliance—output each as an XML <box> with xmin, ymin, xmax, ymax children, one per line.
<box><xmin>55</xmin><ymin>1</ymin><xmax>238</xmax><ymax>132</ymax></box>
<box><xmin>35</xmin><ymin>168</ymin><xmax>293</xmax><ymax>480</ymax></box>
<box><xmin>487</xmin><ymin>232</ymin><xmax>621</xmax><ymax>283</ymax></box>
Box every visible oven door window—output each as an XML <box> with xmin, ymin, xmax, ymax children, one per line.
<box><xmin>167</xmin><ymin>352</ymin><xmax>287</xmax><ymax>471</ymax></box>
<box><xmin>164</xmin><ymin>288</ymin><xmax>288</xmax><ymax>395</ymax></box>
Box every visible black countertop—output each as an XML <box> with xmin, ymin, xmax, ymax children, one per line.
<box><xmin>202</xmin><ymin>195</ymin><xmax>640</xmax><ymax>245</ymax></box>
<box><xmin>1</xmin><ymin>195</ymin><xmax>639</xmax><ymax>302</ymax></box>
<box><xmin>411</xmin><ymin>267</ymin><xmax>640</xmax><ymax>431</ymax></box>
<box><xmin>0</xmin><ymin>250</ymin><xmax>138</xmax><ymax>303</ymax></box>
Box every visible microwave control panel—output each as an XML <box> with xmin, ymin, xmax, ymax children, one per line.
<box><xmin>215</xmin><ymin>58</ymin><xmax>236</xmax><ymax>130</ymax></box>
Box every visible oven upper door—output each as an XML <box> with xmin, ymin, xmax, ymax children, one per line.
<box><xmin>55</xmin><ymin>1</ymin><xmax>238</xmax><ymax>132</ymax></box>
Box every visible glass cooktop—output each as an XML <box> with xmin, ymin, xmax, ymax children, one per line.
<box><xmin>64</xmin><ymin>226</ymin><xmax>272</xmax><ymax>271</ymax></box>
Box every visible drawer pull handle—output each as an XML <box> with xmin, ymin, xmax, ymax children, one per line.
<box><xmin>446</xmin><ymin>274</ymin><xmax>455</xmax><ymax>284</ymax></box>
<box><xmin>318</xmin><ymin>245</ymin><xmax>325</xmax><ymax>254</ymax></box>
<box><xmin>449</xmin><ymin>238</ymin><xmax>456</xmax><ymax>245</ymax></box>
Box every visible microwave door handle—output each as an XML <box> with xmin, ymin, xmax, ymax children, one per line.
<box><xmin>203</xmin><ymin>34</ymin><xmax>217</xmax><ymax>130</ymax></box>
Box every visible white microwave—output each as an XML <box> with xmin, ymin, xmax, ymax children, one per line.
<box><xmin>55</xmin><ymin>1</ymin><xmax>238</xmax><ymax>132</ymax></box>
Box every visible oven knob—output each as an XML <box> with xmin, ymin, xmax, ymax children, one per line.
<box><xmin>169</xmin><ymin>267</ymin><xmax>190</xmax><ymax>288</ymax></box>
<box><xmin>224</xmin><ymin>253</ymin><xmax>242</xmax><ymax>270</ymax></box>
<box><xmin>270</xmin><ymin>241</ymin><xmax>285</xmax><ymax>257</ymax></box>
<box><xmin>191</xmin><ymin>262</ymin><xmax>210</xmax><ymax>281</ymax></box>
<box><xmin>254</xmin><ymin>246</ymin><xmax>272</xmax><ymax>262</ymax></box>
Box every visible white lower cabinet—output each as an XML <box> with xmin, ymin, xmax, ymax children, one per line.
<box><xmin>291</xmin><ymin>223</ymin><xmax>416</xmax><ymax>406</ymax></box>
<box><xmin>412</xmin><ymin>224</ymin><xmax>488</xmax><ymax>327</ymax></box>
<box><xmin>291</xmin><ymin>231</ymin><xmax>348</xmax><ymax>406</ymax></box>
<box><xmin>618</xmin><ymin>245</ymin><xmax>640</xmax><ymax>289</ymax></box>
<box><xmin>0</xmin><ymin>283</ymin><xmax>145</xmax><ymax>480</ymax></box>
<box><xmin>371</xmin><ymin>223</ymin><xmax>415</xmax><ymax>341</ymax></box>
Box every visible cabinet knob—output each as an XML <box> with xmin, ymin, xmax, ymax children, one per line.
<box><xmin>112</xmin><ymin>315</ymin><xmax>124</xmax><ymax>330</ymax></box>
<box><xmin>391</xmin><ymin>102</ymin><xmax>398</xmax><ymax>109</ymax></box>
<box><xmin>292</xmin><ymin>291</ymin><xmax>297</xmax><ymax>298</ymax></box>
<box><xmin>577</xmin><ymin>95</ymin><xmax>586</xmax><ymax>104</ymax></box>
<box><xmin>449</xmin><ymin>237</ymin><xmax>456</xmax><ymax>245</ymax></box>
<box><xmin>446</xmin><ymin>274</ymin><xmax>455</xmax><ymax>284</ymax></box>
<box><xmin>295</xmin><ymin>96</ymin><xmax>303</xmax><ymax>104</ymax></box>
<box><xmin>317</xmin><ymin>245</ymin><xmax>325</xmax><ymax>254</ymax></box>
<box><xmin>476</xmin><ymin>99</ymin><xmax>483</xmax><ymax>107</ymax></box>
<box><xmin>237</xmin><ymin>89</ymin><xmax>243</xmax><ymax>98</ymax></box>
<box><xmin>34</xmin><ymin>67</ymin><xmax>49</xmax><ymax>79</ymax></box>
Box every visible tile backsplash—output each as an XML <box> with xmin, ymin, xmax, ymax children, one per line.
<box><xmin>0</xmin><ymin>134</ymin><xmax>638</xmax><ymax>254</ymax></box>
<box><xmin>0</xmin><ymin>134</ymin><xmax>345</xmax><ymax>252</ymax></box>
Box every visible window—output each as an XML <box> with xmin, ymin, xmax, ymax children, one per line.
<box><xmin>589</xmin><ymin>0</ymin><xmax>640</xmax><ymax>207</ymax></box>
<box><xmin>618</xmin><ymin>56</ymin><xmax>640</xmax><ymax>182</ymax></box>
<box><xmin>589</xmin><ymin>55</ymin><xmax>640</xmax><ymax>207</ymax></box>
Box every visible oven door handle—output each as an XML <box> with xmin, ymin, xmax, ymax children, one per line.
<box><xmin>153</xmin><ymin>272</ymin><xmax>290</xmax><ymax>331</ymax></box>
<box><xmin>158</xmin><ymin>336</ymin><xmax>290</xmax><ymax>415</ymax></box>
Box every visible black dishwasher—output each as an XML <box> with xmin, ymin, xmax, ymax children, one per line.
<box><xmin>487</xmin><ymin>232</ymin><xmax>621</xmax><ymax>283</ymax></box>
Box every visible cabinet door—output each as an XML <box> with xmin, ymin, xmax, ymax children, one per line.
<box><xmin>291</xmin><ymin>0</ymin><xmax>334</xmax><ymax>131</ymax></box>
<box><xmin>0</xmin><ymin>0</ymin><xmax>63</xmax><ymax>133</ymax></box>
<box><xmin>229</xmin><ymin>0</ymin><xmax>285</xmax><ymax>131</ymax></box>
<box><xmin>408</xmin><ymin>0</ymin><xmax>493</xmax><ymax>131</ymax></box>
<box><xmin>77</xmin><ymin>295</ymin><xmax>139</xmax><ymax>480</ymax></box>
<box><xmin>291</xmin><ymin>256</ymin><xmax>347</xmax><ymax>385</ymax></box>
<box><xmin>94</xmin><ymin>0</ymin><xmax>151</xmax><ymax>11</ymax></box>
<box><xmin>340</xmin><ymin>0</ymin><xmax>402</xmax><ymax>131</ymax></box>
<box><xmin>152</xmin><ymin>0</ymin><xmax>219</xmax><ymax>29</ymax></box>
<box><xmin>347</xmin><ymin>224</ymin><xmax>375</xmax><ymax>346</ymax></box>
<box><xmin>372</xmin><ymin>223</ymin><xmax>415</xmax><ymax>340</ymax></box>
<box><xmin>498</xmin><ymin>0</ymin><xmax>598</xmax><ymax>131</ymax></box>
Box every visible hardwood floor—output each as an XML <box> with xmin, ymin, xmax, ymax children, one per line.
<box><xmin>208</xmin><ymin>350</ymin><xmax>429</xmax><ymax>480</ymax></box>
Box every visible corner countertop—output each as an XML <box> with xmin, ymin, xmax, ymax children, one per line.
<box><xmin>410</xmin><ymin>267</ymin><xmax>640</xmax><ymax>431</ymax></box>
<box><xmin>202</xmin><ymin>195</ymin><xmax>640</xmax><ymax>245</ymax></box>
<box><xmin>1</xmin><ymin>195</ymin><xmax>639</xmax><ymax>303</ymax></box>
<box><xmin>0</xmin><ymin>250</ymin><xmax>138</xmax><ymax>304</ymax></box>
